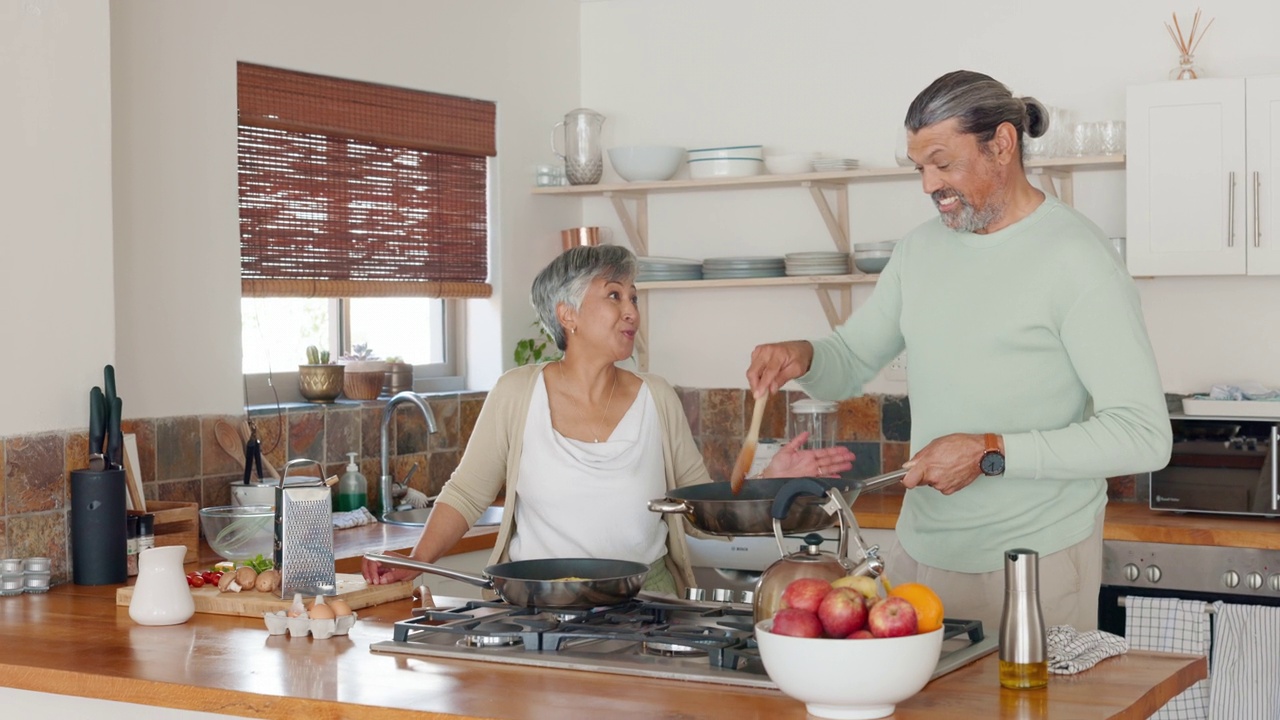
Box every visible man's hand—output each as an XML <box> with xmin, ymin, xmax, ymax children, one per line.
<box><xmin>746</xmin><ymin>341</ymin><xmax>814</xmax><ymax>397</ymax></box>
<box><xmin>901</xmin><ymin>433</ymin><xmax>990</xmax><ymax>495</ymax></box>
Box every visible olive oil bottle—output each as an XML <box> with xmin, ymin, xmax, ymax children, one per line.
<box><xmin>999</xmin><ymin>548</ymin><xmax>1049</xmax><ymax>690</ymax></box>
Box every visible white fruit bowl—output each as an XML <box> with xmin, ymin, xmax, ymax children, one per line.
<box><xmin>755</xmin><ymin>620</ymin><xmax>943</xmax><ymax>719</ymax></box>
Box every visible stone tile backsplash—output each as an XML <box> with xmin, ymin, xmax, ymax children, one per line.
<box><xmin>0</xmin><ymin>387</ymin><xmax>1140</xmax><ymax>584</ymax></box>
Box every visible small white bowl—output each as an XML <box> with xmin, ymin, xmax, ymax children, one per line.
<box><xmin>756</xmin><ymin>620</ymin><xmax>942</xmax><ymax>719</ymax></box>
<box><xmin>853</xmin><ymin>255</ymin><xmax>892</xmax><ymax>274</ymax></box>
<box><xmin>764</xmin><ymin>153</ymin><xmax>817</xmax><ymax>175</ymax></box>
<box><xmin>688</xmin><ymin>157</ymin><xmax>763</xmax><ymax>180</ymax></box>
<box><xmin>853</xmin><ymin>240</ymin><xmax>898</xmax><ymax>252</ymax></box>
<box><xmin>608</xmin><ymin>145</ymin><xmax>685</xmax><ymax>182</ymax></box>
<box><xmin>687</xmin><ymin>145</ymin><xmax>764</xmax><ymax>161</ymax></box>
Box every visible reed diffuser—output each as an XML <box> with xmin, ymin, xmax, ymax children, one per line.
<box><xmin>1165</xmin><ymin>9</ymin><xmax>1214</xmax><ymax>80</ymax></box>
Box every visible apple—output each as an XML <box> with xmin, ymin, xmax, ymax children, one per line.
<box><xmin>846</xmin><ymin>629</ymin><xmax>875</xmax><ymax>639</ymax></box>
<box><xmin>771</xmin><ymin>607</ymin><xmax>823</xmax><ymax>638</ymax></box>
<box><xmin>817</xmin><ymin>587</ymin><xmax>867</xmax><ymax>638</ymax></box>
<box><xmin>867</xmin><ymin>595</ymin><xmax>918</xmax><ymax>638</ymax></box>
<box><xmin>832</xmin><ymin>574</ymin><xmax>880</xmax><ymax>603</ymax></box>
<box><xmin>780</xmin><ymin>577</ymin><xmax>833</xmax><ymax>614</ymax></box>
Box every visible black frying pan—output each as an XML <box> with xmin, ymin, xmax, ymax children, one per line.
<box><xmin>365</xmin><ymin>554</ymin><xmax>649</xmax><ymax>609</ymax></box>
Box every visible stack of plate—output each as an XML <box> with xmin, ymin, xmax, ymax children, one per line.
<box><xmin>784</xmin><ymin>251</ymin><xmax>850</xmax><ymax>276</ymax></box>
<box><xmin>637</xmin><ymin>257</ymin><xmax>703</xmax><ymax>282</ymax></box>
<box><xmin>811</xmin><ymin>157</ymin><xmax>860</xmax><ymax>172</ymax></box>
<box><xmin>701</xmin><ymin>256</ymin><xmax>786</xmax><ymax>280</ymax></box>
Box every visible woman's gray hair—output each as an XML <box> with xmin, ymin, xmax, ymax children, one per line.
<box><xmin>531</xmin><ymin>244</ymin><xmax>637</xmax><ymax>351</ymax></box>
<box><xmin>904</xmin><ymin>70</ymin><xmax>1049</xmax><ymax>160</ymax></box>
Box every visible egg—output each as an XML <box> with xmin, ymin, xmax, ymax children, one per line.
<box><xmin>308</xmin><ymin>601</ymin><xmax>336</xmax><ymax>620</ymax></box>
<box><xmin>329</xmin><ymin>598</ymin><xmax>353</xmax><ymax>617</ymax></box>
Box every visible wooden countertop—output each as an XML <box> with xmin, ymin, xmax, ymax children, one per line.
<box><xmin>851</xmin><ymin>494</ymin><xmax>1280</xmax><ymax>550</ymax></box>
<box><xmin>0</xmin><ymin>586</ymin><xmax>1204</xmax><ymax>720</ymax></box>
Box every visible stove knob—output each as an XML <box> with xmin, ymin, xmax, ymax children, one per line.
<box><xmin>1269</xmin><ymin>574</ymin><xmax>1280</xmax><ymax>592</ymax></box>
<box><xmin>738</xmin><ymin>590</ymin><xmax>755</xmax><ymax>605</ymax></box>
<box><xmin>684</xmin><ymin>587</ymin><xmax>707</xmax><ymax>602</ymax></box>
<box><xmin>1222</xmin><ymin>570</ymin><xmax>1240</xmax><ymax>589</ymax></box>
<box><xmin>1145</xmin><ymin>565</ymin><xmax>1162</xmax><ymax>583</ymax></box>
<box><xmin>711</xmin><ymin>588</ymin><xmax>735</xmax><ymax>603</ymax></box>
<box><xmin>1123</xmin><ymin>563</ymin><xmax>1140</xmax><ymax>582</ymax></box>
<box><xmin>1247</xmin><ymin>572</ymin><xmax>1264</xmax><ymax>590</ymax></box>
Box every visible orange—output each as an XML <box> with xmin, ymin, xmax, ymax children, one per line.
<box><xmin>889</xmin><ymin>582</ymin><xmax>945</xmax><ymax>633</ymax></box>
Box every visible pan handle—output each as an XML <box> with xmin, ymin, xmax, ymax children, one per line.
<box><xmin>769</xmin><ymin>478</ymin><xmax>830</xmax><ymax>520</ymax></box>
<box><xmin>647</xmin><ymin>498</ymin><xmax>693</xmax><ymax>514</ymax></box>
<box><xmin>856</xmin><ymin>469</ymin><xmax>908</xmax><ymax>496</ymax></box>
<box><xmin>364</xmin><ymin>553</ymin><xmax>495</xmax><ymax>590</ymax></box>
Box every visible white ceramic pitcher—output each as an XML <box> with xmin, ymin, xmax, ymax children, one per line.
<box><xmin>128</xmin><ymin>545</ymin><xmax>195</xmax><ymax>626</ymax></box>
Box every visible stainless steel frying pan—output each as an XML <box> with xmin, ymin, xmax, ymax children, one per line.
<box><xmin>365</xmin><ymin>554</ymin><xmax>649</xmax><ymax>609</ymax></box>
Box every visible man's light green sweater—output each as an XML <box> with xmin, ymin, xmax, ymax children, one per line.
<box><xmin>800</xmin><ymin>195</ymin><xmax>1171</xmax><ymax>573</ymax></box>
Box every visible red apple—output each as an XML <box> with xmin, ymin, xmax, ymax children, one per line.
<box><xmin>846</xmin><ymin>629</ymin><xmax>875</xmax><ymax>639</ymax></box>
<box><xmin>867</xmin><ymin>595</ymin><xmax>918</xmax><ymax>638</ymax></box>
<box><xmin>771</xmin><ymin>607</ymin><xmax>823</xmax><ymax>638</ymax></box>
<box><xmin>817</xmin><ymin>587</ymin><xmax>867</xmax><ymax>638</ymax></box>
<box><xmin>780</xmin><ymin>577</ymin><xmax>833</xmax><ymax>614</ymax></box>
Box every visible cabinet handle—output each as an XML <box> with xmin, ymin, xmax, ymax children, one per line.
<box><xmin>1228</xmin><ymin>172</ymin><xmax>1236</xmax><ymax>247</ymax></box>
<box><xmin>1254</xmin><ymin>171</ymin><xmax>1262</xmax><ymax>248</ymax></box>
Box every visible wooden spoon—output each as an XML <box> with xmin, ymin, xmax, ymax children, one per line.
<box><xmin>730</xmin><ymin>392</ymin><xmax>768</xmax><ymax>494</ymax></box>
<box><xmin>214</xmin><ymin>420</ymin><xmax>247</xmax><ymax>469</ymax></box>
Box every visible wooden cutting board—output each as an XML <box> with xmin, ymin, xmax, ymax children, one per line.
<box><xmin>115</xmin><ymin>573</ymin><xmax>414</xmax><ymax>618</ymax></box>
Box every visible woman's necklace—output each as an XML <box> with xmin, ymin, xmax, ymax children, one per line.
<box><xmin>559</xmin><ymin>361</ymin><xmax>618</xmax><ymax>442</ymax></box>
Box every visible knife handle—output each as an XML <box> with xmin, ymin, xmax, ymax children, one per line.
<box><xmin>103</xmin><ymin>364</ymin><xmax>117</xmax><ymax>406</ymax></box>
<box><xmin>107</xmin><ymin>396</ymin><xmax>123</xmax><ymax>469</ymax></box>
<box><xmin>89</xmin><ymin>386</ymin><xmax>106</xmax><ymax>469</ymax></box>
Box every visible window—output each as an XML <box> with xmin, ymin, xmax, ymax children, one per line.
<box><xmin>236</xmin><ymin>63</ymin><xmax>494</xmax><ymax>403</ymax></box>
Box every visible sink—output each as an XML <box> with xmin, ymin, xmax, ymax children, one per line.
<box><xmin>381</xmin><ymin>505</ymin><xmax>504</xmax><ymax>528</ymax></box>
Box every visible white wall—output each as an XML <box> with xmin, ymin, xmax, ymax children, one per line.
<box><xmin>579</xmin><ymin>0</ymin><xmax>1280</xmax><ymax>394</ymax></box>
<box><xmin>0</xmin><ymin>0</ymin><xmax>114</xmax><ymax>437</ymax></box>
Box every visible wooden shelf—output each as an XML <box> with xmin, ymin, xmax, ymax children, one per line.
<box><xmin>635</xmin><ymin>273</ymin><xmax>878</xmax><ymax>290</ymax></box>
<box><xmin>531</xmin><ymin>155</ymin><xmax>1125</xmax><ymax>196</ymax></box>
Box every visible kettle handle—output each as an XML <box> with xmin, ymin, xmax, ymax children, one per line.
<box><xmin>768</xmin><ymin>478</ymin><xmax>830</xmax><ymax>520</ymax></box>
<box><xmin>550</xmin><ymin>121</ymin><xmax>566</xmax><ymax>161</ymax></box>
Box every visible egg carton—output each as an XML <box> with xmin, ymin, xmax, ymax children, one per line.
<box><xmin>264</xmin><ymin>609</ymin><xmax>357</xmax><ymax>639</ymax></box>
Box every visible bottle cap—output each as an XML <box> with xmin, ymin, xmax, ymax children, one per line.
<box><xmin>346</xmin><ymin>452</ymin><xmax>359</xmax><ymax>473</ymax></box>
<box><xmin>138</xmin><ymin>513</ymin><xmax>154</xmax><ymax>536</ymax></box>
<box><xmin>1004</xmin><ymin>548</ymin><xmax>1039</xmax><ymax>593</ymax></box>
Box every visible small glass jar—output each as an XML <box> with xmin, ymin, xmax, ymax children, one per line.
<box><xmin>788</xmin><ymin>399</ymin><xmax>838</xmax><ymax>450</ymax></box>
<box><xmin>535</xmin><ymin>163</ymin><xmax>565</xmax><ymax>187</ymax></box>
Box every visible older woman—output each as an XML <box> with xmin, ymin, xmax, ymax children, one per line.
<box><xmin>364</xmin><ymin>245</ymin><xmax>855</xmax><ymax>594</ymax></box>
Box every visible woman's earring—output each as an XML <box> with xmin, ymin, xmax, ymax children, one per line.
<box><xmin>571</xmin><ymin>327</ymin><xmax>576</xmax><ymax>334</ymax></box>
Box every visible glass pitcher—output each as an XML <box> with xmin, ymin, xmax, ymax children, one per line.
<box><xmin>551</xmin><ymin>108</ymin><xmax>605</xmax><ymax>185</ymax></box>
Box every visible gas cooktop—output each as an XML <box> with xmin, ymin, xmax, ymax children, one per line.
<box><xmin>370</xmin><ymin>596</ymin><xmax>996</xmax><ymax>688</ymax></box>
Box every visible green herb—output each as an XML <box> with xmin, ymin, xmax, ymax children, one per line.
<box><xmin>244</xmin><ymin>554</ymin><xmax>274</xmax><ymax>574</ymax></box>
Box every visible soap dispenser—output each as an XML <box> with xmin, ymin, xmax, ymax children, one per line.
<box><xmin>335</xmin><ymin>452</ymin><xmax>368</xmax><ymax>512</ymax></box>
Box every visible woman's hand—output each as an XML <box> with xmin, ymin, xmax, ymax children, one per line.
<box><xmin>761</xmin><ymin>432</ymin><xmax>856</xmax><ymax>478</ymax></box>
<box><xmin>362</xmin><ymin>551</ymin><xmax>420</xmax><ymax>586</ymax></box>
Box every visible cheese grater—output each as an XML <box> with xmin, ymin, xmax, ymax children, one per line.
<box><xmin>274</xmin><ymin>458</ymin><xmax>336</xmax><ymax>598</ymax></box>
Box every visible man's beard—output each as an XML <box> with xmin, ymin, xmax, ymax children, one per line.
<box><xmin>932</xmin><ymin>189</ymin><xmax>1005</xmax><ymax>233</ymax></box>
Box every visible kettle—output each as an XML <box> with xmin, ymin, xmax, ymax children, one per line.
<box><xmin>751</xmin><ymin>475</ymin><xmax>901</xmax><ymax>623</ymax></box>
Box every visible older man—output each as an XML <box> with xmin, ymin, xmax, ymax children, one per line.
<box><xmin>746</xmin><ymin>70</ymin><xmax>1171</xmax><ymax>632</ymax></box>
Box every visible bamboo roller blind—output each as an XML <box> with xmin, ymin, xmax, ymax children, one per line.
<box><xmin>237</xmin><ymin>62</ymin><xmax>495</xmax><ymax>298</ymax></box>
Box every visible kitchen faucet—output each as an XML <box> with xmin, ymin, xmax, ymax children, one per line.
<box><xmin>379</xmin><ymin>391</ymin><xmax>437</xmax><ymax>518</ymax></box>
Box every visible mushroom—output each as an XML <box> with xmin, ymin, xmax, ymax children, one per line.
<box><xmin>218</xmin><ymin>572</ymin><xmax>238</xmax><ymax>593</ymax></box>
<box><xmin>254</xmin><ymin>569</ymin><xmax>280</xmax><ymax>593</ymax></box>
<box><xmin>235</xmin><ymin>566</ymin><xmax>258</xmax><ymax>589</ymax></box>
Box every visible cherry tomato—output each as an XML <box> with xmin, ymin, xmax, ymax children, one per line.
<box><xmin>189</xmin><ymin>575</ymin><xmax>205</xmax><ymax>588</ymax></box>
<box><xmin>201</xmin><ymin>571</ymin><xmax>216</xmax><ymax>584</ymax></box>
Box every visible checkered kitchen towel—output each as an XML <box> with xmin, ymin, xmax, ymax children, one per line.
<box><xmin>1207</xmin><ymin>602</ymin><xmax>1280</xmax><ymax>719</ymax></box>
<box><xmin>1125</xmin><ymin>596</ymin><xmax>1212</xmax><ymax>720</ymax></box>
<box><xmin>1046</xmin><ymin>625</ymin><xmax>1128</xmax><ymax>673</ymax></box>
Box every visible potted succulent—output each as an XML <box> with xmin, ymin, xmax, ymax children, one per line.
<box><xmin>341</xmin><ymin>343</ymin><xmax>389</xmax><ymax>401</ymax></box>
<box><xmin>383</xmin><ymin>355</ymin><xmax>413</xmax><ymax>395</ymax></box>
<box><xmin>298</xmin><ymin>346</ymin><xmax>344</xmax><ymax>403</ymax></box>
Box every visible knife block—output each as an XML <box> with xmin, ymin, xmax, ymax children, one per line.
<box><xmin>70</xmin><ymin>468</ymin><xmax>128</xmax><ymax>585</ymax></box>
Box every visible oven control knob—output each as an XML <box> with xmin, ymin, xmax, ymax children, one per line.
<box><xmin>1145</xmin><ymin>565</ymin><xmax>1162</xmax><ymax>583</ymax></box>
<box><xmin>1269</xmin><ymin>574</ymin><xmax>1280</xmax><ymax>592</ymax></box>
<box><xmin>1246</xmin><ymin>572</ymin><xmax>1264</xmax><ymax>590</ymax></box>
<box><xmin>1123</xmin><ymin>563</ymin><xmax>1140</xmax><ymax>582</ymax></box>
<box><xmin>1223</xmin><ymin>570</ymin><xmax>1241</xmax><ymax>589</ymax></box>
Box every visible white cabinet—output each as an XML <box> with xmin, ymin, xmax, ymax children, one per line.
<box><xmin>1127</xmin><ymin>77</ymin><xmax>1280</xmax><ymax>275</ymax></box>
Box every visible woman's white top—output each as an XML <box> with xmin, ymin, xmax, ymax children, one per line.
<box><xmin>509</xmin><ymin>370</ymin><xmax>668</xmax><ymax>565</ymax></box>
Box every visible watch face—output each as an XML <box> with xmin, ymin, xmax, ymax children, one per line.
<box><xmin>981</xmin><ymin>451</ymin><xmax>1004</xmax><ymax>476</ymax></box>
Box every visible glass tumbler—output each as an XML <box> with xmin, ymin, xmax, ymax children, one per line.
<box><xmin>1099</xmin><ymin>121</ymin><xmax>1126</xmax><ymax>155</ymax></box>
<box><xmin>788</xmin><ymin>399</ymin><xmax>838</xmax><ymax>450</ymax></box>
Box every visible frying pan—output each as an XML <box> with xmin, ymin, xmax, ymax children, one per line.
<box><xmin>365</xmin><ymin>554</ymin><xmax>649</xmax><ymax>609</ymax></box>
<box><xmin>647</xmin><ymin>470</ymin><xmax>908</xmax><ymax>537</ymax></box>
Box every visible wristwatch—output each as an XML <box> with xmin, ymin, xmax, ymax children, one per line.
<box><xmin>979</xmin><ymin>433</ymin><xmax>1005</xmax><ymax>476</ymax></box>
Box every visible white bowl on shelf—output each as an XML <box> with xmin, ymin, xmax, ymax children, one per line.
<box><xmin>853</xmin><ymin>240</ymin><xmax>898</xmax><ymax>252</ymax></box>
<box><xmin>764</xmin><ymin>153</ymin><xmax>817</xmax><ymax>175</ymax></box>
<box><xmin>853</xmin><ymin>252</ymin><xmax>892</xmax><ymax>274</ymax></box>
<box><xmin>688</xmin><ymin>157</ymin><xmax>763</xmax><ymax>180</ymax></box>
<box><xmin>607</xmin><ymin>145</ymin><xmax>685</xmax><ymax>182</ymax></box>
<box><xmin>687</xmin><ymin>144</ymin><xmax>764</xmax><ymax>161</ymax></box>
